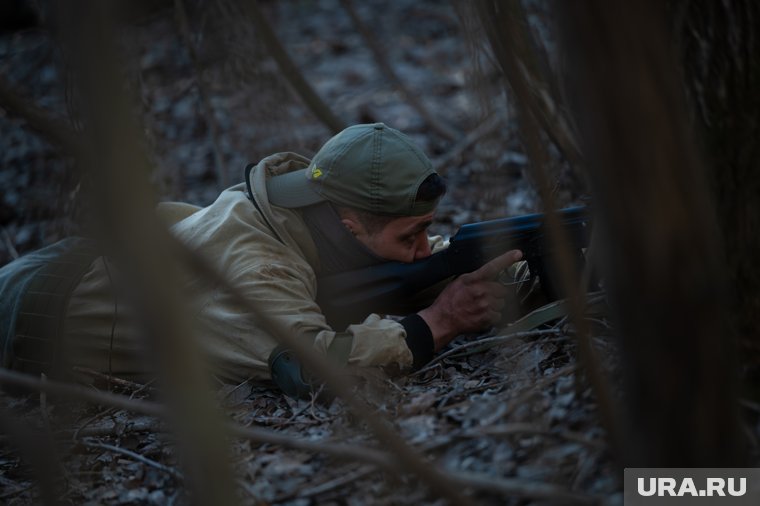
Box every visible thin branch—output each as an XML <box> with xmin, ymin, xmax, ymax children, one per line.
<box><xmin>481</xmin><ymin>1</ymin><xmax>583</xmax><ymax>168</ymax></box>
<box><xmin>280</xmin><ymin>466</ymin><xmax>375</xmax><ymax>502</ymax></box>
<box><xmin>39</xmin><ymin>374</ymin><xmax>54</xmax><ymax>438</ymax></box>
<box><xmin>81</xmin><ymin>438</ymin><xmax>185</xmax><ymax>481</ymax></box>
<box><xmin>469</xmin><ymin>422</ymin><xmax>606</xmax><ymax>451</ymax></box>
<box><xmin>445</xmin><ymin>471</ymin><xmax>597</xmax><ymax>504</ymax></box>
<box><xmin>73</xmin><ymin>418</ymin><xmax>163</xmax><ymax>438</ymax></box>
<box><xmin>0</xmin><ymin>74</ymin><xmax>83</xmax><ymax>157</ymax></box>
<box><xmin>413</xmin><ymin>328</ymin><xmax>562</xmax><ymax>375</ymax></box>
<box><xmin>174</xmin><ymin>0</ymin><xmax>228</xmax><ymax>189</ymax></box>
<box><xmin>0</xmin><ymin>483</ymin><xmax>34</xmax><ymax>501</ymax></box>
<box><xmin>72</xmin><ymin>378</ymin><xmax>156</xmax><ymax>440</ymax></box>
<box><xmin>339</xmin><ymin>0</ymin><xmax>459</xmax><ymax>142</ymax></box>
<box><xmin>433</xmin><ymin>113</ymin><xmax>501</xmax><ymax>173</ymax></box>
<box><xmin>0</xmin><ymin>225</ymin><xmax>19</xmax><ymax>260</ymax></box>
<box><xmin>503</xmin><ymin>364</ymin><xmax>580</xmax><ymax>413</ymax></box>
<box><xmin>71</xmin><ymin>366</ymin><xmax>153</xmax><ymax>392</ymax></box>
<box><xmin>243</xmin><ymin>0</ymin><xmax>345</xmax><ymax>134</ymax></box>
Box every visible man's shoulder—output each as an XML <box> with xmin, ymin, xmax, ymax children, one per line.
<box><xmin>171</xmin><ymin>184</ymin><xmax>287</xmax><ymax>242</ymax></box>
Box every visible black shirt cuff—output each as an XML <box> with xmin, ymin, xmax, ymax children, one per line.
<box><xmin>400</xmin><ymin>314</ymin><xmax>435</xmax><ymax>370</ymax></box>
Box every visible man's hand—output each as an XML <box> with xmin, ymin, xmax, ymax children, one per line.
<box><xmin>418</xmin><ymin>249</ymin><xmax>523</xmax><ymax>351</ymax></box>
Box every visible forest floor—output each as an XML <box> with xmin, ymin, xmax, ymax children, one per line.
<box><xmin>0</xmin><ymin>1</ymin><xmax>639</xmax><ymax>504</ymax></box>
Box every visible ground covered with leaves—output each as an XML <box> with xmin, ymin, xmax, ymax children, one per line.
<box><xmin>0</xmin><ymin>1</ymin><xmax>626</xmax><ymax>504</ymax></box>
<box><xmin>2</xmin><ymin>311</ymin><xmax>621</xmax><ymax>505</ymax></box>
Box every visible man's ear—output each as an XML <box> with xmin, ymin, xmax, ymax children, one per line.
<box><xmin>336</xmin><ymin>206</ymin><xmax>367</xmax><ymax>237</ymax></box>
<box><xmin>340</xmin><ymin>215</ymin><xmax>363</xmax><ymax>236</ymax></box>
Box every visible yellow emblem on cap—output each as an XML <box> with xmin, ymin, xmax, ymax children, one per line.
<box><xmin>311</xmin><ymin>166</ymin><xmax>323</xmax><ymax>179</ymax></box>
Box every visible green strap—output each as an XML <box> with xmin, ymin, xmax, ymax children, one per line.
<box><xmin>326</xmin><ymin>332</ymin><xmax>353</xmax><ymax>365</ymax></box>
<box><xmin>267</xmin><ymin>333</ymin><xmax>353</xmax><ymax>399</ymax></box>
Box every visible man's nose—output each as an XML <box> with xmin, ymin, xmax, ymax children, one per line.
<box><xmin>414</xmin><ymin>234</ymin><xmax>432</xmax><ymax>260</ymax></box>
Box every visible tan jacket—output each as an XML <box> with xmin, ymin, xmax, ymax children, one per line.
<box><xmin>64</xmin><ymin>153</ymin><xmax>422</xmax><ymax>381</ymax></box>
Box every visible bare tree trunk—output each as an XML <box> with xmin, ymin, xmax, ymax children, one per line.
<box><xmin>558</xmin><ymin>0</ymin><xmax>744</xmax><ymax>466</ymax></box>
<box><xmin>670</xmin><ymin>0</ymin><xmax>760</xmax><ymax>363</ymax></box>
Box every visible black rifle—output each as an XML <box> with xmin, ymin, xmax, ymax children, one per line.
<box><xmin>316</xmin><ymin>206</ymin><xmax>592</xmax><ymax>330</ymax></box>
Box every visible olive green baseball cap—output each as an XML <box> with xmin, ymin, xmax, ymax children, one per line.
<box><xmin>266</xmin><ymin>123</ymin><xmax>439</xmax><ymax>216</ymax></box>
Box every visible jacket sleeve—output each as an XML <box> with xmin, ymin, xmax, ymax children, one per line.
<box><xmin>211</xmin><ymin>260</ymin><xmax>414</xmax><ymax>380</ymax></box>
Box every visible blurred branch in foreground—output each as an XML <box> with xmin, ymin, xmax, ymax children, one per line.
<box><xmin>559</xmin><ymin>0</ymin><xmax>744</xmax><ymax>466</ymax></box>
<box><xmin>473</xmin><ymin>0</ymin><xmax>621</xmax><ymax>460</ymax></box>
<box><xmin>467</xmin><ymin>0</ymin><xmax>583</xmax><ymax>170</ymax></box>
<box><xmin>57</xmin><ymin>2</ymin><xmax>238</xmax><ymax>503</ymax></box>
<box><xmin>671</xmin><ymin>0</ymin><xmax>760</xmax><ymax>365</ymax></box>
<box><xmin>0</xmin><ymin>404</ymin><xmax>62</xmax><ymax>505</ymax></box>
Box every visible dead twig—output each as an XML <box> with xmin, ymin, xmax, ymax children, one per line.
<box><xmin>446</xmin><ymin>471</ymin><xmax>597</xmax><ymax>504</ymax></box>
<box><xmin>71</xmin><ymin>366</ymin><xmax>153</xmax><ymax>392</ymax></box>
<box><xmin>39</xmin><ymin>374</ymin><xmax>52</xmax><ymax>432</ymax></box>
<box><xmin>503</xmin><ymin>364</ymin><xmax>580</xmax><ymax>413</ymax></box>
<box><xmin>339</xmin><ymin>0</ymin><xmax>459</xmax><ymax>142</ymax></box>
<box><xmin>244</xmin><ymin>0</ymin><xmax>345</xmax><ymax>133</ymax></box>
<box><xmin>72</xmin><ymin>376</ymin><xmax>156</xmax><ymax>441</ymax></box>
<box><xmin>274</xmin><ymin>465</ymin><xmax>375</xmax><ymax>503</ymax></box>
<box><xmin>433</xmin><ymin>113</ymin><xmax>501</xmax><ymax>173</ymax></box>
<box><xmin>439</xmin><ymin>364</ymin><xmax>579</xmax><ymax>414</ymax></box>
<box><xmin>0</xmin><ymin>225</ymin><xmax>19</xmax><ymax>260</ymax></box>
<box><xmin>81</xmin><ymin>438</ymin><xmax>184</xmax><ymax>481</ymax></box>
<box><xmin>413</xmin><ymin>328</ymin><xmax>562</xmax><ymax>375</ymax></box>
<box><xmin>470</xmin><ymin>422</ymin><xmax>607</xmax><ymax>451</ymax></box>
<box><xmin>72</xmin><ymin>418</ymin><xmax>163</xmax><ymax>438</ymax></box>
<box><xmin>0</xmin><ymin>482</ymin><xmax>34</xmax><ymax>501</ymax></box>
<box><xmin>0</xmin><ymin>74</ymin><xmax>83</xmax><ymax>157</ymax></box>
<box><xmin>220</xmin><ymin>378</ymin><xmax>252</xmax><ymax>403</ymax></box>
<box><xmin>174</xmin><ymin>0</ymin><xmax>228</xmax><ymax>189</ymax></box>
<box><xmin>501</xmin><ymin>336</ymin><xmax>570</xmax><ymax>365</ymax></box>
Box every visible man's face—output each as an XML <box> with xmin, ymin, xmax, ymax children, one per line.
<box><xmin>343</xmin><ymin>211</ymin><xmax>435</xmax><ymax>263</ymax></box>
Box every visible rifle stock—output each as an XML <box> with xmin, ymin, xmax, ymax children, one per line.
<box><xmin>316</xmin><ymin>206</ymin><xmax>591</xmax><ymax>330</ymax></box>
